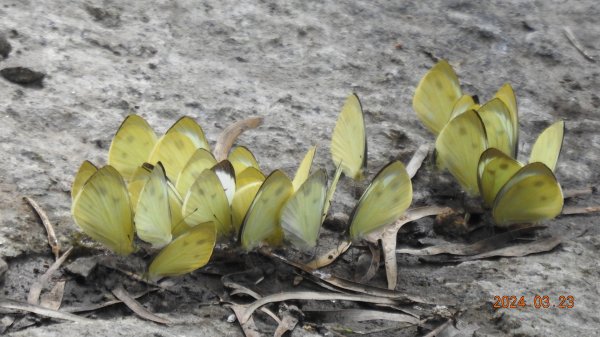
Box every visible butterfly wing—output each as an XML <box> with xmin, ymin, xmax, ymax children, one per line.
<box><xmin>239</xmin><ymin>170</ymin><xmax>293</xmax><ymax>250</ymax></box>
<box><xmin>349</xmin><ymin>161</ymin><xmax>412</xmax><ymax>240</ymax></box>
<box><xmin>182</xmin><ymin>169</ymin><xmax>233</xmax><ymax>237</ymax></box>
<box><xmin>148</xmin><ymin>130</ymin><xmax>198</xmax><ymax>182</ymax></box>
<box><xmin>232</xmin><ymin>167</ymin><xmax>265</xmax><ymax>233</ymax></box>
<box><xmin>228</xmin><ymin>146</ymin><xmax>260</xmax><ymax>176</ymax></box>
<box><xmin>212</xmin><ymin>160</ymin><xmax>236</xmax><ymax>205</ymax></box>
<box><xmin>175</xmin><ymin>148</ymin><xmax>217</xmax><ymax>196</ymax></box>
<box><xmin>413</xmin><ymin>60</ymin><xmax>462</xmax><ymax>135</ymax></box>
<box><xmin>477</xmin><ymin>98</ymin><xmax>517</xmax><ymax>157</ymax></box>
<box><xmin>322</xmin><ymin>163</ymin><xmax>343</xmax><ymax>224</ymax></box>
<box><xmin>147</xmin><ymin>222</ymin><xmax>216</xmax><ymax>281</ymax></box>
<box><xmin>492</xmin><ymin>162</ymin><xmax>563</xmax><ymax>226</ymax></box>
<box><xmin>168</xmin><ymin>116</ymin><xmax>210</xmax><ymax>151</ymax></box>
<box><xmin>450</xmin><ymin>94</ymin><xmax>479</xmax><ymax>120</ymax></box>
<box><xmin>529</xmin><ymin>120</ymin><xmax>564</xmax><ymax>172</ymax></box>
<box><xmin>330</xmin><ymin>94</ymin><xmax>367</xmax><ymax>180</ymax></box>
<box><xmin>292</xmin><ymin>146</ymin><xmax>316</xmax><ymax>191</ymax></box>
<box><xmin>281</xmin><ymin>169</ymin><xmax>328</xmax><ymax>249</ymax></box>
<box><xmin>478</xmin><ymin>148</ymin><xmax>523</xmax><ymax>207</ymax></box>
<box><xmin>71</xmin><ymin>166</ymin><xmax>135</xmax><ymax>255</ymax></box>
<box><xmin>435</xmin><ymin>109</ymin><xmax>488</xmax><ymax>195</ymax></box>
<box><xmin>108</xmin><ymin>115</ymin><xmax>157</xmax><ymax>181</ymax></box>
<box><xmin>134</xmin><ymin>163</ymin><xmax>172</xmax><ymax>248</ymax></box>
<box><xmin>494</xmin><ymin>83</ymin><xmax>518</xmax><ymax>152</ymax></box>
<box><xmin>71</xmin><ymin>160</ymin><xmax>98</xmax><ymax>200</ymax></box>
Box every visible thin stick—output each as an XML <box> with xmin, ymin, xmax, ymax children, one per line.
<box><xmin>563</xmin><ymin>27</ymin><xmax>596</xmax><ymax>62</ymax></box>
<box><xmin>213</xmin><ymin>116</ymin><xmax>264</xmax><ymax>161</ymax></box>
<box><xmin>563</xmin><ymin>187</ymin><xmax>594</xmax><ymax>199</ymax></box>
<box><xmin>23</xmin><ymin>197</ymin><xmax>60</xmax><ymax>259</ymax></box>
<box><xmin>238</xmin><ymin>291</ymin><xmax>398</xmax><ymax>324</ymax></box>
<box><xmin>27</xmin><ymin>247</ymin><xmax>73</xmax><ymax>305</ymax></box>
<box><xmin>561</xmin><ymin>205</ymin><xmax>600</xmax><ymax>215</ymax></box>
<box><xmin>112</xmin><ymin>285</ymin><xmax>171</xmax><ymax>325</ymax></box>
<box><xmin>406</xmin><ymin>144</ymin><xmax>429</xmax><ymax>179</ymax></box>
<box><xmin>0</xmin><ymin>299</ymin><xmax>92</xmax><ymax>323</ymax></box>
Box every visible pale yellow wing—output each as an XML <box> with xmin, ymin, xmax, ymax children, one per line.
<box><xmin>413</xmin><ymin>60</ymin><xmax>462</xmax><ymax>135</ymax></box>
<box><xmin>108</xmin><ymin>115</ymin><xmax>157</xmax><ymax>181</ymax></box>
<box><xmin>281</xmin><ymin>169</ymin><xmax>328</xmax><ymax>249</ymax></box>
<box><xmin>494</xmin><ymin>83</ymin><xmax>518</xmax><ymax>150</ymax></box>
<box><xmin>322</xmin><ymin>163</ymin><xmax>343</xmax><ymax>224</ymax></box>
<box><xmin>182</xmin><ymin>169</ymin><xmax>233</xmax><ymax>237</ymax></box>
<box><xmin>168</xmin><ymin>116</ymin><xmax>210</xmax><ymax>151</ymax></box>
<box><xmin>71</xmin><ymin>166</ymin><xmax>134</xmax><ymax>255</ymax></box>
<box><xmin>477</xmin><ymin>148</ymin><xmax>523</xmax><ymax>207</ymax></box>
<box><xmin>147</xmin><ymin>222</ymin><xmax>216</xmax><ymax>281</ymax></box>
<box><xmin>330</xmin><ymin>94</ymin><xmax>367</xmax><ymax>180</ymax></box>
<box><xmin>127</xmin><ymin>166</ymin><xmax>152</xmax><ymax>211</ymax></box>
<box><xmin>71</xmin><ymin>160</ymin><xmax>97</xmax><ymax>201</ymax></box>
<box><xmin>477</xmin><ymin>98</ymin><xmax>517</xmax><ymax>157</ymax></box>
<box><xmin>450</xmin><ymin>94</ymin><xmax>479</xmax><ymax>120</ymax></box>
<box><xmin>529</xmin><ymin>120</ymin><xmax>564</xmax><ymax>172</ymax></box>
<box><xmin>349</xmin><ymin>161</ymin><xmax>412</xmax><ymax>240</ymax></box>
<box><xmin>212</xmin><ymin>160</ymin><xmax>236</xmax><ymax>205</ymax></box>
<box><xmin>292</xmin><ymin>146</ymin><xmax>316</xmax><ymax>191</ymax></box>
<box><xmin>232</xmin><ymin>167</ymin><xmax>265</xmax><ymax>233</ymax></box>
<box><xmin>148</xmin><ymin>131</ymin><xmax>197</xmax><ymax>183</ymax></box>
<box><xmin>134</xmin><ymin>163</ymin><xmax>172</xmax><ymax>248</ymax></box>
<box><xmin>492</xmin><ymin>162</ymin><xmax>563</xmax><ymax>226</ymax></box>
<box><xmin>435</xmin><ymin>109</ymin><xmax>488</xmax><ymax>195</ymax></box>
<box><xmin>175</xmin><ymin>148</ymin><xmax>217</xmax><ymax>196</ymax></box>
<box><xmin>239</xmin><ymin>170</ymin><xmax>293</xmax><ymax>250</ymax></box>
<box><xmin>228</xmin><ymin>146</ymin><xmax>260</xmax><ymax>176</ymax></box>
<box><xmin>168</xmin><ymin>180</ymin><xmax>188</xmax><ymax>237</ymax></box>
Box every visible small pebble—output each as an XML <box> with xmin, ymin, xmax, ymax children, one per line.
<box><xmin>1</xmin><ymin>67</ymin><xmax>45</xmax><ymax>85</ymax></box>
<box><xmin>0</xmin><ymin>34</ymin><xmax>11</xmax><ymax>58</ymax></box>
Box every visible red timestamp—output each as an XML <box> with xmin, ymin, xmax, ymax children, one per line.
<box><xmin>493</xmin><ymin>295</ymin><xmax>575</xmax><ymax>309</ymax></box>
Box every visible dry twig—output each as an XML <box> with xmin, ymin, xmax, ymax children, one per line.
<box><xmin>27</xmin><ymin>247</ymin><xmax>72</xmax><ymax>306</ymax></box>
<box><xmin>23</xmin><ymin>196</ymin><xmax>60</xmax><ymax>259</ymax></box>
<box><xmin>214</xmin><ymin>116</ymin><xmax>264</xmax><ymax>161</ymax></box>
<box><xmin>112</xmin><ymin>285</ymin><xmax>171</xmax><ymax>325</ymax></box>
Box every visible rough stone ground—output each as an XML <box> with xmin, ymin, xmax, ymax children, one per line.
<box><xmin>0</xmin><ymin>0</ymin><xmax>599</xmax><ymax>336</ymax></box>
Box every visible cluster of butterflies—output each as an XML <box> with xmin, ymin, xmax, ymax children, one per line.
<box><xmin>71</xmin><ymin>95</ymin><xmax>414</xmax><ymax>280</ymax></box>
<box><xmin>413</xmin><ymin>60</ymin><xmax>565</xmax><ymax>226</ymax></box>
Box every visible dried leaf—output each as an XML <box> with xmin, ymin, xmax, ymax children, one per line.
<box><xmin>306</xmin><ymin>240</ymin><xmax>351</xmax><ymax>270</ymax></box>
<box><xmin>39</xmin><ymin>281</ymin><xmax>66</xmax><ymax>310</ymax></box>
<box><xmin>562</xmin><ymin>205</ymin><xmax>600</xmax><ymax>215</ymax></box>
<box><xmin>62</xmin><ymin>289</ymin><xmax>156</xmax><ymax>313</ymax></box>
<box><xmin>274</xmin><ymin>305</ymin><xmax>301</xmax><ymax>337</ymax></box>
<box><xmin>355</xmin><ymin>243</ymin><xmax>380</xmax><ymax>284</ymax></box>
<box><xmin>460</xmin><ymin>236</ymin><xmax>561</xmax><ymax>261</ymax></box>
<box><xmin>27</xmin><ymin>247</ymin><xmax>72</xmax><ymax>305</ymax></box>
<box><xmin>111</xmin><ymin>285</ymin><xmax>171</xmax><ymax>325</ymax></box>
<box><xmin>24</xmin><ymin>197</ymin><xmax>60</xmax><ymax>259</ymax></box>
<box><xmin>396</xmin><ymin>225</ymin><xmax>544</xmax><ymax>256</ymax></box>
<box><xmin>305</xmin><ymin>308</ymin><xmax>420</xmax><ymax>325</ymax></box>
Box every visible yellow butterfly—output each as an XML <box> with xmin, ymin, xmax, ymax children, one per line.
<box><xmin>529</xmin><ymin>120</ymin><xmax>564</xmax><ymax>172</ymax></box>
<box><xmin>228</xmin><ymin>146</ymin><xmax>260</xmax><ymax>177</ymax></box>
<box><xmin>478</xmin><ymin>149</ymin><xmax>563</xmax><ymax>226</ymax></box>
<box><xmin>450</xmin><ymin>94</ymin><xmax>480</xmax><ymax>120</ymax></box>
<box><xmin>71</xmin><ymin>160</ymin><xmax>98</xmax><ymax>201</ymax></box>
<box><xmin>71</xmin><ymin>165</ymin><xmax>135</xmax><ymax>255</ymax></box>
<box><xmin>281</xmin><ymin>169</ymin><xmax>328</xmax><ymax>249</ymax></box>
<box><xmin>239</xmin><ymin>170</ymin><xmax>293</xmax><ymax>250</ymax></box>
<box><xmin>147</xmin><ymin>222</ymin><xmax>216</xmax><ymax>280</ymax></box>
<box><xmin>133</xmin><ymin>162</ymin><xmax>172</xmax><ymax>248</ymax></box>
<box><xmin>182</xmin><ymin>165</ymin><xmax>234</xmax><ymax>237</ymax></box>
<box><xmin>477</xmin><ymin>98</ymin><xmax>517</xmax><ymax>158</ymax></box>
<box><xmin>231</xmin><ymin>167</ymin><xmax>265</xmax><ymax>233</ymax></box>
<box><xmin>175</xmin><ymin>148</ymin><xmax>217</xmax><ymax>197</ymax></box>
<box><xmin>413</xmin><ymin>60</ymin><xmax>463</xmax><ymax>135</ymax></box>
<box><xmin>292</xmin><ymin>146</ymin><xmax>316</xmax><ymax>191</ymax></box>
<box><xmin>148</xmin><ymin>117</ymin><xmax>209</xmax><ymax>182</ymax></box>
<box><xmin>348</xmin><ymin>161</ymin><xmax>412</xmax><ymax>240</ymax></box>
<box><xmin>435</xmin><ymin>109</ymin><xmax>488</xmax><ymax>195</ymax></box>
<box><xmin>108</xmin><ymin>115</ymin><xmax>157</xmax><ymax>181</ymax></box>
<box><xmin>331</xmin><ymin>94</ymin><xmax>367</xmax><ymax>180</ymax></box>
<box><xmin>494</xmin><ymin>83</ymin><xmax>518</xmax><ymax>142</ymax></box>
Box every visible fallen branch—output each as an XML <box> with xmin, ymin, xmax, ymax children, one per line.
<box><xmin>406</xmin><ymin>144</ymin><xmax>430</xmax><ymax>178</ymax></box>
<box><xmin>24</xmin><ymin>196</ymin><xmax>60</xmax><ymax>259</ymax></box>
<box><xmin>213</xmin><ymin>116</ymin><xmax>264</xmax><ymax>161</ymax></box>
